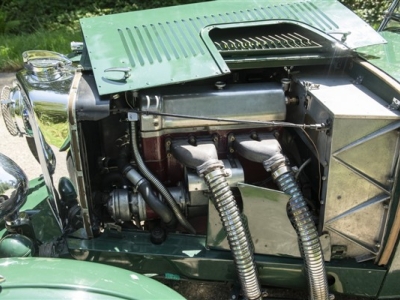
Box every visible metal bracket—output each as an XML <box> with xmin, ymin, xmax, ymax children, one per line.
<box><xmin>327</xmin><ymin>31</ymin><xmax>351</xmax><ymax>43</ymax></box>
<box><xmin>104</xmin><ymin>67</ymin><xmax>131</xmax><ymax>81</ymax></box>
<box><xmin>331</xmin><ymin>245</ymin><xmax>347</xmax><ymax>259</ymax></box>
<box><xmin>352</xmin><ymin>76</ymin><xmax>363</xmax><ymax>85</ymax></box>
<box><xmin>388</xmin><ymin>97</ymin><xmax>400</xmax><ymax>110</ymax></box>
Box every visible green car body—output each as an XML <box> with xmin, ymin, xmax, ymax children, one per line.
<box><xmin>1</xmin><ymin>0</ymin><xmax>400</xmax><ymax>299</ymax></box>
<box><xmin>358</xmin><ymin>1</ymin><xmax>400</xmax><ymax>83</ymax></box>
<box><xmin>0</xmin><ymin>257</ymin><xmax>185</xmax><ymax>299</ymax></box>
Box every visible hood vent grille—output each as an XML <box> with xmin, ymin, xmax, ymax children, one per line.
<box><xmin>210</xmin><ymin>23</ymin><xmax>324</xmax><ymax>57</ymax></box>
<box><xmin>214</xmin><ymin>32</ymin><xmax>321</xmax><ymax>51</ymax></box>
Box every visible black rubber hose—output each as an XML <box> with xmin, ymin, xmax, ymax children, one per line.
<box><xmin>123</xmin><ymin>165</ymin><xmax>176</xmax><ymax>227</ymax></box>
<box><xmin>137</xmin><ymin>179</ymin><xmax>175</xmax><ymax>226</ymax></box>
<box><xmin>130</xmin><ymin>122</ymin><xmax>195</xmax><ymax>234</ymax></box>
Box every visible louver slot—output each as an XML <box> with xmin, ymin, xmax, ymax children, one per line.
<box><xmin>214</xmin><ymin>32</ymin><xmax>320</xmax><ymax>51</ymax></box>
<box><xmin>209</xmin><ymin>23</ymin><xmax>325</xmax><ymax>57</ymax></box>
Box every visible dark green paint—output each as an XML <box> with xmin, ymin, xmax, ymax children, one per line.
<box><xmin>0</xmin><ymin>177</ymin><xmax>389</xmax><ymax>297</ymax></box>
<box><xmin>80</xmin><ymin>0</ymin><xmax>384</xmax><ymax>95</ymax></box>
<box><xmin>0</xmin><ymin>234</ymin><xmax>34</xmax><ymax>258</ymax></box>
<box><xmin>379</xmin><ymin>241</ymin><xmax>400</xmax><ymax>298</ymax></box>
<box><xmin>0</xmin><ymin>177</ymin><xmax>61</xmax><ymax>243</ymax></box>
<box><xmin>66</xmin><ymin>229</ymin><xmax>386</xmax><ymax>297</ymax></box>
<box><xmin>0</xmin><ymin>257</ymin><xmax>185</xmax><ymax>299</ymax></box>
<box><xmin>358</xmin><ymin>31</ymin><xmax>400</xmax><ymax>82</ymax></box>
<box><xmin>378</xmin><ymin>150</ymin><xmax>400</xmax><ymax>298</ymax></box>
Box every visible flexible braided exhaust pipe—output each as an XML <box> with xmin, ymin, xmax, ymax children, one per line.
<box><xmin>171</xmin><ymin>141</ymin><xmax>262</xmax><ymax>300</ymax></box>
<box><xmin>264</xmin><ymin>154</ymin><xmax>329</xmax><ymax>300</ymax></box>
<box><xmin>198</xmin><ymin>160</ymin><xmax>261</xmax><ymax>300</ymax></box>
<box><xmin>234</xmin><ymin>133</ymin><xmax>329</xmax><ymax>300</ymax></box>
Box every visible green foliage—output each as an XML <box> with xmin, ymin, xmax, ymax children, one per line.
<box><xmin>0</xmin><ymin>28</ymin><xmax>82</xmax><ymax>71</ymax></box>
<box><xmin>0</xmin><ymin>0</ymin><xmax>390</xmax><ymax>34</ymax></box>
<box><xmin>0</xmin><ymin>11</ymin><xmax>21</xmax><ymax>34</ymax></box>
<box><xmin>0</xmin><ymin>0</ymin><xmax>206</xmax><ymax>71</ymax></box>
<box><xmin>0</xmin><ymin>0</ymin><xmax>206</xmax><ymax>34</ymax></box>
<box><xmin>340</xmin><ymin>0</ymin><xmax>391</xmax><ymax>26</ymax></box>
<box><xmin>0</xmin><ymin>0</ymin><xmax>391</xmax><ymax>71</ymax></box>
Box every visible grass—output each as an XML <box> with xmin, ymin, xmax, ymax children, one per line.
<box><xmin>0</xmin><ymin>28</ymin><xmax>82</xmax><ymax>72</ymax></box>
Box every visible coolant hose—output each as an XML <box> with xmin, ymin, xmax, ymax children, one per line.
<box><xmin>130</xmin><ymin>123</ymin><xmax>196</xmax><ymax>234</ymax></box>
<box><xmin>123</xmin><ymin>165</ymin><xmax>175</xmax><ymax>226</ymax></box>
<box><xmin>197</xmin><ymin>160</ymin><xmax>261</xmax><ymax>300</ymax></box>
<box><xmin>264</xmin><ymin>154</ymin><xmax>329</xmax><ymax>300</ymax></box>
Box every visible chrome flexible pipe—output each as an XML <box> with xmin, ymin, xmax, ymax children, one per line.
<box><xmin>198</xmin><ymin>159</ymin><xmax>261</xmax><ymax>300</ymax></box>
<box><xmin>233</xmin><ymin>134</ymin><xmax>329</xmax><ymax>300</ymax></box>
<box><xmin>130</xmin><ymin>122</ymin><xmax>196</xmax><ymax>234</ymax></box>
<box><xmin>264</xmin><ymin>154</ymin><xmax>329</xmax><ymax>300</ymax></box>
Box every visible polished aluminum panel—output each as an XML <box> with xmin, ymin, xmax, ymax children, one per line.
<box><xmin>140</xmin><ymin>82</ymin><xmax>286</xmax><ymax>136</ymax></box>
<box><xmin>207</xmin><ymin>183</ymin><xmax>302</xmax><ymax>258</ymax></box>
<box><xmin>297</xmin><ymin>73</ymin><xmax>400</xmax><ymax>259</ymax></box>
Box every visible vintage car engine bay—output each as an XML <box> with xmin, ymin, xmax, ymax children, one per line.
<box><xmin>1</xmin><ymin>1</ymin><xmax>400</xmax><ymax>299</ymax></box>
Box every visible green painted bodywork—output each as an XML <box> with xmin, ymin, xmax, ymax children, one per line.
<box><xmin>358</xmin><ymin>31</ymin><xmax>400</xmax><ymax>82</ymax></box>
<box><xmin>0</xmin><ymin>177</ymin><xmax>61</xmax><ymax>243</ymax></box>
<box><xmin>353</xmin><ymin>12</ymin><xmax>400</xmax><ymax>297</ymax></box>
<box><xmin>0</xmin><ymin>179</ymin><xmax>389</xmax><ymax>298</ymax></box>
<box><xmin>66</xmin><ymin>229</ymin><xmax>386</xmax><ymax>297</ymax></box>
<box><xmin>0</xmin><ymin>257</ymin><xmax>185</xmax><ymax>299</ymax></box>
<box><xmin>4</xmin><ymin>1</ymin><xmax>400</xmax><ymax>298</ymax></box>
<box><xmin>379</xmin><ymin>243</ymin><xmax>400</xmax><ymax>298</ymax></box>
<box><xmin>80</xmin><ymin>0</ymin><xmax>385</xmax><ymax>95</ymax></box>
<box><xmin>377</xmin><ymin>147</ymin><xmax>400</xmax><ymax>298</ymax></box>
<box><xmin>0</xmin><ymin>234</ymin><xmax>34</xmax><ymax>257</ymax></box>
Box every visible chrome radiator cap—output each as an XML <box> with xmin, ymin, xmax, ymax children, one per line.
<box><xmin>23</xmin><ymin>50</ymin><xmax>73</xmax><ymax>82</ymax></box>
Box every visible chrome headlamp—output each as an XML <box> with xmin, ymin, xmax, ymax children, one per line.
<box><xmin>0</xmin><ymin>153</ymin><xmax>28</xmax><ymax>222</ymax></box>
<box><xmin>0</xmin><ymin>84</ymin><xmax>29</xmax><ymax>137</ymax></box>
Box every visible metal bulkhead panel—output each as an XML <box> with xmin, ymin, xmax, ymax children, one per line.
<box><xmin>139</xmin><ymin>82</ymin><xmax>286</xmax><ymax>135</ymax></box>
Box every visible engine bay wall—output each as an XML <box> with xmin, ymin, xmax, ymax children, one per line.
<box><xmin>291</xmin><ymin>73</ymin><xmax>400</xmax><ymax>260</ymax></box>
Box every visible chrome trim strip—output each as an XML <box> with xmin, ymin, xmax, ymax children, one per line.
<box><xmin>17</xmin><ymin>81</ymin><xmax>63</xmax><ymax>229</ymax></box>
<box><xmin>67</xmin><ymin>69</ymin><xmax>93</xmax><ymax>239</ymax></box>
